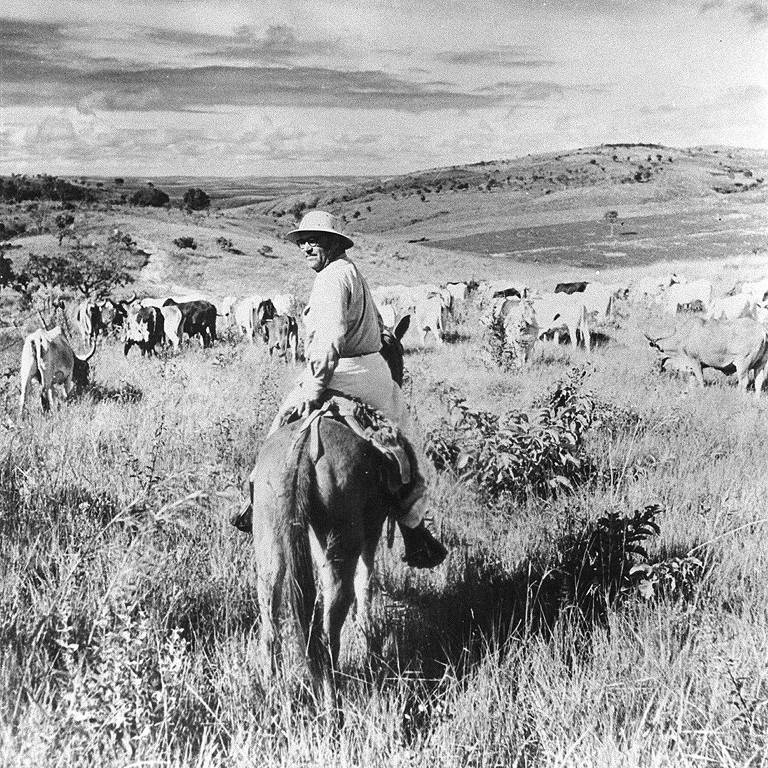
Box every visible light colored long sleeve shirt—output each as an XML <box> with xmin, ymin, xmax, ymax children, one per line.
<box><xmin>302</xmin><ymin>256</ymin><xmax>382</xmax><ymax>399</ymax></box>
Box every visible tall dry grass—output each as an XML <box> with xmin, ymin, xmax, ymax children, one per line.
<box><xmin>0</xmin><ymin>297</ymin><xmax>767</xmax><ymax>767</ymax></box>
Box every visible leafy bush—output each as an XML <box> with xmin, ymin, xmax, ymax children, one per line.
<box><xmin>130</xmin><ymin>187</ymin><xmax>169</xmax><ymax>207</ymax></box>
<box><xmin>630</xmin><ymin>554</ymin><xmax>704</xmax><ymax>602</ymax></box>
<box><xmin>426</xmin><ymin>368</ymin><xmax>596</xmax><ymax>502</ymax></box>
<box><xmin>483</xmin><ymin>310</ymin><xmax>520</xmax><ymax>370</ymax></box>
<box><xmin>108</xmin><ymin>229</ymin><xmax>136</xmax><ymax>250</ymax></box>
<box><xmin>0</xmin><ymin>218</ymin><xmax>27</xmax><ymax>240</ymax></box>
<box><xmin>215</xmin><ymin>236</ymin><xmax>243</xmax><ymax>255</ymax></box>
<box><xmin>549</xmin><ymin>505</ymin><xmax>662</xmax><ymax>623</ymax></box>
<box><xmin>182</xmin><ymin>188</ymin><xmax>210</xmax><ymax>211</ymax></box>
<box><xmin>54</xmin><ymin>607</ymin><xmax>194</xmax><ymax>758</ymax></box>
<box><xmin>173</xmin><ymin>236</ymin><xmax>197</xmax><ymax>250</ymax></box>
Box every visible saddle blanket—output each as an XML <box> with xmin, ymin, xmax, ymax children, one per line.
<box><xmin>288</xmin><ymin>394</ymin><xmax>412</xmax><ymax>490</ymax></box>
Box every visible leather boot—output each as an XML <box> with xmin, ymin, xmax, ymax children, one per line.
<box><xmin>398</xmin><ymin>521</ymin><xmax>448</xmax><ymax>568</ymax></box>
<box><xmin>230</xmin><ymin>498</ymin><xmax>252</xmax><ymax>533</ymax></box>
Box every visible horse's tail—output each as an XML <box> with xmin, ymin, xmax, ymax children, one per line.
<box><xmin>278</xmin><ymin>426</ymin><xmax>325</xmax><ymax>682</ymax></box>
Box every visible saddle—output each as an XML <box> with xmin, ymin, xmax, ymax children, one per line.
<box><xmin>281</xmin><ymin>393</ymin><xmax>412</xmax><ymax>493</ymax></box>
<box><xmin>231</xmin><ymin>394</ymin><xmax>413</xmax><ymax>534</ymax></box>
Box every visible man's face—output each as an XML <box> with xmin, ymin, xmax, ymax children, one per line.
<box><xmin>297</xmin><ymin>232</ymin><xmax>340</xmax><ymax>272</ymax></box>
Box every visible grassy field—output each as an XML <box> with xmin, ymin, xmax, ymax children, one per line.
<box><xmin>1</xmin><ymin>283</ymin><xmax>768</xmax><ymax>766</ymax></box>
<box><xmin>1</xmin><ymin>145</ymin><xmax>767</xmax><ymax>765</ymax></box>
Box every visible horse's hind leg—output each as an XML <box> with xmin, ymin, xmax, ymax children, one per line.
<box><xmin>353</xmin><ymin>550</ymin><xmax>375</xmax><ymax>650</ymax></box>
<box><xmin>319</xmin><ymin>558</ymin><xmax>357</xmax><ymax>706</ymax></box>
<box><xmin>255</xmin><ymin>538</ymin><xmax>285</xmax><ymax>680</ymax></box>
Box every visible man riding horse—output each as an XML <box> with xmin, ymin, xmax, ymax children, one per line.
<box><xmin>238</xmin><ymin>209</ymin><xmax>447</xmax><ymax>569</ymax></box>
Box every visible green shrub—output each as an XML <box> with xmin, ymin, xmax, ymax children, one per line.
<box><xmin>426</xmin><ymin>368</ymin><xmax>596</xmax><ymax>502</ymax></box>
<box><xmin>130</xmin><ymin>187</ymin><xmax>169</xmax><ymax>207</ymax></box>
<box><xmin>173</xmin><ymin>236</ymin><xmax>197</xmax><ymax>250</ymax></box>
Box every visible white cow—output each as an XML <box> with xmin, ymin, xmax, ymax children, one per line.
<box><xmin>19</xmin><ymin>327</ymin><xmax>95</xmax><ymax>415</ymax></box>
<box><xmin>414</xmin><ymin>295</ymin><xmax>448</xmax><ymax>346</ymax></box>
<box><xmin>140</xmin><ymin>297</ymin><xmax>167</xmax><ymax>308</ymax></box>
<box><xmin>533</xmin><ymin>294</ymin><xmax>591</xmax><ymax>350</ymax></box>
<box><xmin>219</xmin><ymin>296</ymin><xmax>238</xmax><ymax>319</ymax></box>
<box><xmin>378</xmin><ymin>304</ymin><xmax>397</xmax><ymax>331</ymax></box>
<box><xmin>445</xmin><ymin>282</ymin><xmax>469</xmax><ymax>304</ymax></box>
<box><xmin>706</xmin><ymin>293</ymin><xmax>755</xmax><ymax>321</ymax></box>
<box><xmin>741</xmin><ymin>278</ymin><xmax>768</xmax><ymax>304</ymax></box>
<box><xmin>272</xmin><ymin>293</ymin><xmax>299</xmax><ymax>316</ymax></box>
<box><xmin>160</xmin><ymin>304</ymin><xmax>184</xmax><ymax>350</ymax></box>
<box><xmin>581</xmin><ymin>283</ymin><xmax>617</xmax><ymax>320</ymax></box>
<box><xmin>231</xmin><ymin>295</ymin><xmax>268</xmax><ymax>341</ymax></box>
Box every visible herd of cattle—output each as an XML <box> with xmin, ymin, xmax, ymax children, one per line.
<box><xmin>15</xmin><ymin>270</ymin><xmax>768</xmax><ymax>415</ymax></box>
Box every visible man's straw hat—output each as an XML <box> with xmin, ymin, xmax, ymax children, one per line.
<box><xmin>286</xmin><ymin>210</ymin><xmax>354</xmax><ymax>250</ymax></box>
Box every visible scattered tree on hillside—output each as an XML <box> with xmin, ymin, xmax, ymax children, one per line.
<box><xmin>0</xmin><ymin>252</ymin><xmax>15</xmax><ymax>294</ymax></box>
<box><xmin>183</xmin><ymin>188</ymin><xmax>210</xmax><ymax>211</ymax></box>
<box><xmin>54</xmin><ymin>213</ymin><xmax>76</xmax><ymax>245</ymax></box>
<box><xmin>288</xmin><ymin>200</ymin><xmax>307</xmax><ymax>221</ymax></box>
<box><xmin>603</xmin><ymin>210</ymin><xmax>619</xmax><ymax>238</ymax></box>
<box><xmin>173</xmin><ymin>236</ymin><xmax>197</xmax><ymax>250</ymax></box>
<box><xmin>114</xmin><ymin>178</ymin><xmax>124</xmax><ymax>185</ymax></box>
<box><xmin>130</xmin><ymin>186</ymin><xmax>169</xmax><ymax>207</ymax></box>
<box><xmin>0</xmin><ymin>174</ymin><xmax>95</xmax><ymax>204</ymax></box>
<box><xmin>19</xmin><ymin>242</ymin><xmax>136</xmax><ymax>298</ymax></box>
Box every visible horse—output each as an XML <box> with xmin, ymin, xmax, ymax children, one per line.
<box><xmin>248</xmin><ymin>315</ymin><xmax>411</xmax><ymax>707</ymax></box>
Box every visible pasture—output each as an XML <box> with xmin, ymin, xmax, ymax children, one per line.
<box><xmin>1</xmin><ymin>146</ymin><xmax>768</xmax><ymax>765</ymax></box>
<box><xmin>1</xmin><ymin>278</ymin><xmax>768</xmax><ymax>766</ymax></box>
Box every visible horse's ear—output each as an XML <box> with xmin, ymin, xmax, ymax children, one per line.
<box><xmin>394</xmin><ymin>314</ymin><xmax>410</xmax><ymax>341</ymax></box>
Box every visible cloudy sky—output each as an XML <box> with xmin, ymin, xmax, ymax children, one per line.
<box><xmin>0</xmin><ymin>0</ymin><xmax>766</xmax><ymax>177</ymax></box>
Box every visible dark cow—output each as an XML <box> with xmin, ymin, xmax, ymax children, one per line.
<box><xmin>262</xmin><ymin>314</ymin><xmax>299</xmax><ymax>363</ymax></box>
<box><xmin>555</xmin><ymin>281</ymin><xmax>589</xmax><ymax>295</ymax></box>
<box><xmin>256</xmin><ymin>298</ymin><xmax>276</xmax><ymax>335</ymax></box>
<box><xmin>76</xmin><ymin>299</ymin><xmax>106</xmax><ymax>343</ymax></box>
<box><xmin>163</xmin><ymin>299</ymin><xmax>217</xmax><ymax>348</ymax></box>
<box><xmin>492</xmin><ymin>287</ymin><xmax>521</xmax><ymax>300</ymax></box>
<box><xmin>102</xmin><ymin>292</ymin><xmax>138</xmax><ymax>333</ymax></box>
<box><xmin>124</xmin><ymin>306</ymin><xmax>165</xmax><ymax>357</ymax></box>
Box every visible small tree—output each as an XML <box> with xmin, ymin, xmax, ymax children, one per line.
<box><xmin>54</xmin><ymin>213</ymin><xmax>76</xmax><ymax>245</ymax></box>
<box><xmin>182</xmin><ymin>188</ymin><xmax>210</xmax><ymax>212</ymax></box>
<box><xmin>0</xmin><ymin>251</ymin><xmax>15</xmax><ymax>293</ymax></box>
<box><xmin>20</xmin><ymin>243</ymin><xmax>135</xmax><ymax>298</ymax></box>
<box><xmin>603</xmin><ymin>210</ymin><xmax>619</xmax><ymax>238</ymax></box>
<box><xmin>130</xmin><ymin>186</ymin><xmax>169</xmax><ymax>207</ymax></box>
